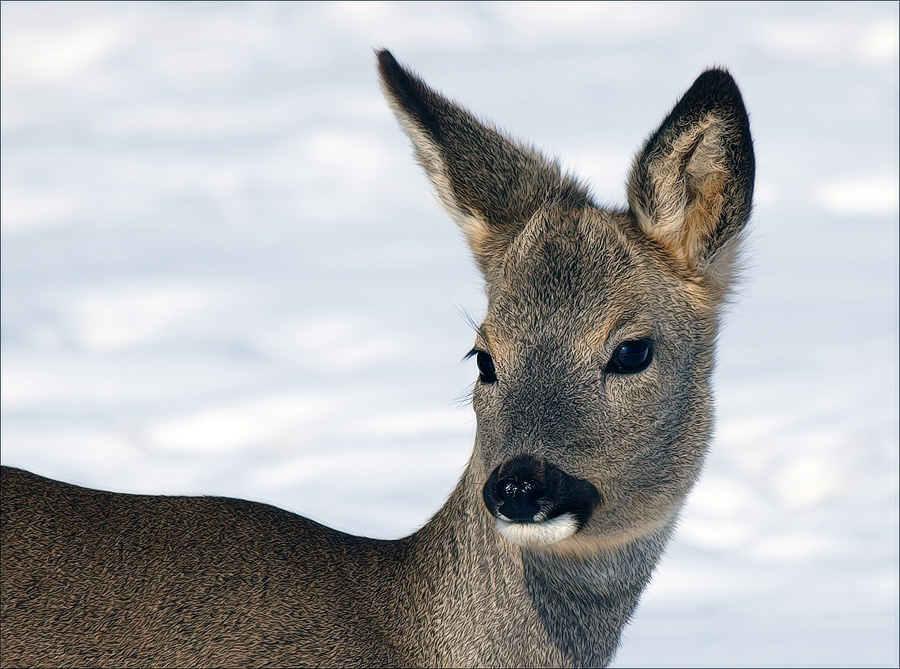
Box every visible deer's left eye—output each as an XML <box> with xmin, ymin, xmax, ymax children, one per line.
<box><xmin>606</xmin><ymin>339</ymin><xmax>653</xmax><ymax>374</ymax></box>
<box><xmin>468</xmin><ymin>349</ymin><xmax>497</xmax><ymax>384</ymax></box>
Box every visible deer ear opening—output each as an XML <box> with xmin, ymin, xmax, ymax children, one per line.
<box><xmin>627</xmin><ymin>69</ymin><xmax>755</xmax><ymax>294</ymax></box>
<box><xmin>377</xmin><ymin>50</ymin><xmax>588</xmax><ymax>281</ymax></box>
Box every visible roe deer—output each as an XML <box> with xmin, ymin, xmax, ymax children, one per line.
<box><xmin>0</xmin><ymin>50</ymin><xmax>754</xmax><ymax>668</ymax></box>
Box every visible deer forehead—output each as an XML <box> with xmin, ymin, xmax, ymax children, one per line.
<box><xmin>482</xmin><ymin>209</ymin><xmax>700</xmax><ymax>353</ymax></box>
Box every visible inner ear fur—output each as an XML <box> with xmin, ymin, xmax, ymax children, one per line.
<box><xmin>377</xmin><ymin>50</ymin><xmax>588</xmax><ymax>282</ymax></box>
<box><xmin>627</xmin><ymin>69</ymin><xmax>755</xmax><ymax>294</ymax></box>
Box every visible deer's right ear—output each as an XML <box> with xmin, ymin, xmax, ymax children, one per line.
<box><xmin>627</xmin><ymin>69</ymin><xmax>755</xmax><ymax>296</ymax></box>
<box><xmin>377</xmin><ymin>50</ymin><xmax>587</xmax><ymax>281</ymax></box>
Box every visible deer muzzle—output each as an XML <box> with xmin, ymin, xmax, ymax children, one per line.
<box><xmin>482</xmin><ymin>455</ymin><xmax>601</xmax><ymax>547</ymax></box>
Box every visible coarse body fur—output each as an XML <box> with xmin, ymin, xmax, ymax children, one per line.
<box><xmin>1</xmin><ymin>50</ymin><xmax>754</xmax><ymax>668</ymax></box>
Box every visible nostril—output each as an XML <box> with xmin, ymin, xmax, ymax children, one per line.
<box><xmin>522</xmin><ymin>480</ymin><xmax>547</xmax><ymax>502</ymax></box>
<box><xmin>495</xmin><ymin>477</ymin><xmax>548</xmax><ymax>509</ymax></box>
<box><xmin>501</xmin><ymin>480</ymin><xmax>518</xmax><ymax>499</ymax></box>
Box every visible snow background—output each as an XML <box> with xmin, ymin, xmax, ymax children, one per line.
<box><xmin>2</xmin><ymin>2</ymin><xmax>897</xmax><ymax>666</ymax></box>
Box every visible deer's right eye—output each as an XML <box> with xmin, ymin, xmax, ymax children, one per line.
<box><xmin>606</xmin><ymin>339</ymin><xmax>653</xmax><ymax>375</ymax></box>
<box><xmin>475</xmin><ymin>350</ymin><xmax>497</xmax><ymax>384</ymax></box>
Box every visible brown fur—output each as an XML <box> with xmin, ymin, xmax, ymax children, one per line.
<box><xmin>0</xmin><ymin>50</ymin><xmax>754</xmax><ymax>668</ymax></box>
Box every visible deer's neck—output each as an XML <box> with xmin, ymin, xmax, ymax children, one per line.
<box><xmin>394</xmin><ymin>463</ymin><xmax>670</xmax><ymax>667</ymax></box>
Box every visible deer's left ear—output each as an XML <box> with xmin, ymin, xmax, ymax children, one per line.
<box><xmin>377</xmin><ymin>49</ymin><xmax>588</xmax><ymax>285</ymax></box>
<box><xmin>627</xmin><ymin>69</ymin><xmax>754</xmax><ymax>294</ymax></box>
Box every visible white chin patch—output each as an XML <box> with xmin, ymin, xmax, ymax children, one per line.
<box><xmin>495</xmin><ymin>512</ymin><xmax>578</xmax><ymax>546</ymax></box>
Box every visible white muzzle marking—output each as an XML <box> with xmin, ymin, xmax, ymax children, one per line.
<box><xmin>495</xmin><ymin>512</ymin><xmax>578</xmax><ymax>546</ymax></box>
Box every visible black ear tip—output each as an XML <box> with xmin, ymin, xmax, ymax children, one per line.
<box><xmin>376</xmin><ymin>49</ymin><xmax>397</xmax><ymax>72</ymax></box>
<box><xmin>693</xmin><ymin>68</ymin><xmax>738</xmax><ymax>93</ymax></box>
<box><xmin>697</xmin><ymin>67</ymin><xmax>735</xmax><ymax>83</ymax></box>
<box><xmin>376</xmin><ymin>49</ymin><xmax>405</xmax><ymax>86</ymax></box>
<box><xmin>694</xmin><ymin>67</ymin><xmax>737</xmax><ymax>90</ymax></box>
<box><xmin>685</xmin><ymin>67</ymin><xmax>747</xmax><ymax>112</ymax></box>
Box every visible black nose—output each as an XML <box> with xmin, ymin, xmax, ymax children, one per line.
<box><xmin>483</xmin><ymin>455</ymin><xmax>602</xmax><ymax>526</ymax></box>
<box><xmin>485</xmin><ymin>456</ymin><xmax>549</xmax><ymax>521</ymax></box>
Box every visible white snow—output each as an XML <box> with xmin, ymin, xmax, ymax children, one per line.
<box><xmin>2</xmin><ymin>2</ymin><xmax>897</xmax><ymax>666</ymax></box>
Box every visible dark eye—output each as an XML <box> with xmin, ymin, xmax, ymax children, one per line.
<box><xmin>606</xmin><ymin>339</ymin><xmax>653</xmax><ymax>374</ymax></box>
<box><xmin>475</xmin><ymin>350</ymin><xmax>497</xmax><ymax>384</ymax></box>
